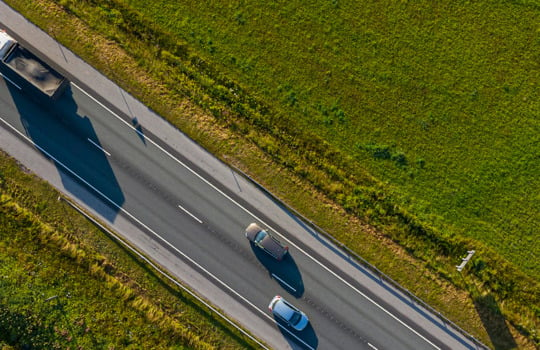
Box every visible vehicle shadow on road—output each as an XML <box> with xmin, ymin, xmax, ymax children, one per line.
<box><xmin>5</xmin><ymin>81</ymin><xmax>125</xmax><ymax>222</ymax></box>
<box><xmin>250</xmin><ymin>243</ymin><xmax>305</xmax><ymax>298</ymax></box>
<box><xmin>275</xmin><ymin>319</ymin><xmax>319</xmax><ymax>350</ymax></box>
<box><xmin>473</xmin><ymin>293</ymin><xmax>517</xmax><ymax>350</ymax></box>
<box><xmin>131</xmin><ymin>117</ymin><xmax>146</xmax><ymax>146</ymax></box>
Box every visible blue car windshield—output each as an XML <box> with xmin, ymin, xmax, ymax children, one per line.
<box><xmin>254</xmin><ymin>230</ymin><xmax>268</xmax><ymax>243</ymax></box>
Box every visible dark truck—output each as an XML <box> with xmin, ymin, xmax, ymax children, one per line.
<box><xmin>0</xmin><ymin>29</ymin><xmax>68</xmax><ymax>100</ymax></box>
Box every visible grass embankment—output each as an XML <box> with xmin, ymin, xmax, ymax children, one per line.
<box><xmin>0</xmin><ymin>152</ymin><xmax>259</xmax><ymax>349</ymax></box>
<box><xmin>2</xmin><ymin>0</ymin><xmax>539</xmax><ymax>348</ymax></box>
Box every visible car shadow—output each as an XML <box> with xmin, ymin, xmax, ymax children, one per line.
<box><xmin>4</xmin><ymin>77</ymin><xmax>125</xmax><ymax>222</ymax></box>
<box><xmin>250</xmin><ymin>242</ymin><xmax>305</xmax><ymax>297</ymax></box>
<box><xmin>274</xmin><ymin>317</ymin><xmax>319</xmax><ymax>349</ymax></box>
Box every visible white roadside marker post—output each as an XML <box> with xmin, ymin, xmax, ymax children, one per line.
<box><xmin>456</xmin><ymin>250</ymin><xmax>475</xmax><ymax>272</ymax></box>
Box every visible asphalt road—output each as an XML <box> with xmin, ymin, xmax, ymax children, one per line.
<box><xmin>0</xmin><ymin>4</ymin><xmax>487</xmax><ymax>350</ymax></box>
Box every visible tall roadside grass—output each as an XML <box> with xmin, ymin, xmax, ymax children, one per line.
<box><xmin>2</xmin><ymin>0</ymin><xmax>539</xmax><ymax>348</ymax></box>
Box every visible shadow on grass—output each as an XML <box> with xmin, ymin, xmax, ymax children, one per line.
<box><xmin>42</xmin><ymin>296</ymin><xmax>101</xmax><ymax>349</ymax></box>
<box><xmin>0</xmin><ymin>300</ymin><xmax>101</xmax><ymax>349</ymax></box>
<box><xmin>473</xmin><ymin>293</ymin><xmax>517</xmax><ymax>350</ymax></box>
<box><xmin>0</xmin><ymin>306</ymin><xmax>55</xmax><ymax>348</ymax></box>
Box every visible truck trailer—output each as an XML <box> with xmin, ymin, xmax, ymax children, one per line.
<box><xmin>0</xmin><ymin>29</ymin><xmax>68</xmax><ymax>100</ymax></box>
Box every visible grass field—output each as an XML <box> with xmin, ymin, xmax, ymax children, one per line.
<box><xmin>102</xmin><ymin>0</ymin><xmax>540</xmax><ymax>342</ymax></box>
<box><xmin>2</xmin><ymin>0</ymin><xmax>539</xmax><ymax>348</ymax></box>
<box><xmin>0</xmin><ymin>152</ymin><xmax>259</xmax><ymax>349</ymax></box>
<box><xmin>121</xmin><ymin>0</ymin><xmax>540</xmax><ymax>279</ymax></box>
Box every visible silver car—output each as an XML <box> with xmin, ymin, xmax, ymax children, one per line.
<box><xmin>245</xmin><ymin>223</ymin><xmax>288</xmax><ymax>261</ymax></box>
<box><xmin>268</xmin><ymin>295</ymin><xmax>309</xmax><ymax>331</ymax></box>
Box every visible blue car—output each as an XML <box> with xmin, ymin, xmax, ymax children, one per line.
<box><xmin>268</xmin><ymin>295</ymin><xmax>309</xmax><ymax>331</ymax></box>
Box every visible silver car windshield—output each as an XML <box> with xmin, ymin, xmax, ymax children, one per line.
<box><xmin>254</xmin><ymin>230</ymin><xmax>268</xmax><ymax>243</ymax></box>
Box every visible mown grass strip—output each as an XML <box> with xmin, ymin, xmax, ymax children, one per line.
<box><xmin>2</xmin><ymin>0</ymin><xmax>539</xmax><ymax>348</ymax></box>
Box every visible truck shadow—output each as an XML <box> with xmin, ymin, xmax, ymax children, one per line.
<box><xmin>5</xmin><ymin>81</ymin><xmax>125</xmax><ymax>221</ymax></box>
<box><xmin>473</xmin><ymin>293</ymin><xmax>517</xmax><ymax>350</ymax></box>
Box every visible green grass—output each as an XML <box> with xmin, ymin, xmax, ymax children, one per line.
<box><xmin>0</xmin><ymin>152</ymin><xmax>260</xmax><ymax>349</ymax></box>
<box><xmin>121</xmin><ymin>0</ymin><xmax>540</xmax><ymax>279</ymax></box>
<box><xmin>2</xmin><ymin>0</ymin><xmax>539</xmax><ymax>348</ymax></box>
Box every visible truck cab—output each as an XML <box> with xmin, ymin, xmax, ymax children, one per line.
<box><xmin>0</xmin><ymin>30</ymin><xmax>17</xmax><ymax>58</ymax></box>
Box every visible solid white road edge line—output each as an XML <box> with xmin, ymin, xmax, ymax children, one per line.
<box><xmin>87</xmin><ymin>137</ymin><xmax>111</xmax><ymax>156</ymax></box>
<box><xmin>178</xmin><ymin>204</ymin><xmax>203</xmax><ymax>224</ymax></box>
<box><xmin>368</xmin><ymin>342</ymin><xmax>379</xmax><ymax>350</ymax></box>
<box><xmin>72</xmin><ymin>83</ymin><xmax>441</xmax><ymax>349</ymax></box>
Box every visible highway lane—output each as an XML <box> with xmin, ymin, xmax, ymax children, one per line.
<box><xmin>1</xmin><ymin>68</ymin><xmax>454</xmax><ymax>350</ymax></box>
<box><xmin>0</xmin><ymin>9</ymin><xmax>487</xmax><ymax>349</ymax></box>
